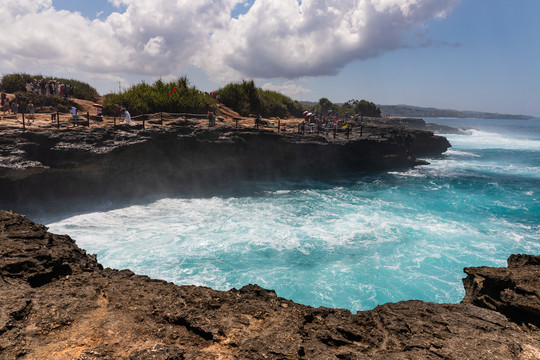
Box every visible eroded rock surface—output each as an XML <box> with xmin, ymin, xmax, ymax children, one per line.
<box><xmin>1</xmin><ymin>210</ymin><xmax>538</xmax><ymax>359</ymax></box>
<box><xmin>462</xmin><ymin>254</ymin><xmax>540</xmax><ymax>327</ymax></box>
<box><xmin>0</xmin><ymin>121</ymin><xmax>450</xmax><ymax>209</ymax></box>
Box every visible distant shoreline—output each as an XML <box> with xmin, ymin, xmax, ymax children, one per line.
<box><xmin>378</xmin><ymin>104</ymin><xmax>536</xmax><ymax>120</ymax></box>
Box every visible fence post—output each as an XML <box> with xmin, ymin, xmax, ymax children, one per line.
<box><xmin>160</xmin><ymin>112</ymin><xmax>163</xmax><ymax>125</ymax></box>
<box><xmin>333</xmin><ymin>125</ymin><xmax>337</xmax><ymax>139</ymax></box>
<box><xmin>22</xmin><ymin>113</ymin><xmax>25</xmax><ymax>132</ymax></box>
<box><xmin>142</xmin><ymin>117</ymin><xmax>145</xmax><ymax>129</ymax></box>
<box><xmin>360</xmin><ymin>125</ymin><xmax>363</xmax><ymax>137</ymax></box>
<box><xmin>235</xmin><ymin>118</ymin><xmax>238</xmax><ymax>128</ymax></box>
<box><xmin>347</xmin><ymin>125</ymin><xmax>350</xmax><ymax>139</ymax></box>
<box><xmin>278</xmin><ymin>118</ymin><xmax>280</xmax><ymax>133</ymax></box>
<box><xmin>87</xmin><ymin>112</ymin><xmax>90</xmax><ymax>127</ymax></box>
<box><xmin>114</xmin><ymin>116</ymin><xmax>116</xmax><ymax>129</ymax></box>
<box><xmin>56</xmin><ymin>112</ymin><xmax>60</xmax><ymax>129</ymax></box>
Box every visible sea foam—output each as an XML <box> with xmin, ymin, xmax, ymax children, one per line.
<box><xmin>46</xmin><ymin>118</ymin><xmax>540</xmax><ymax>312</ymax></box>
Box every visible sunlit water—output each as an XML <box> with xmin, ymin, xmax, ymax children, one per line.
<box><xmin>44</xmin><ymin>118</ymin><xmax>540</xmax><ymax>312</ymax></box>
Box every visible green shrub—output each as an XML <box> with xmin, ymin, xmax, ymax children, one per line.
<box><xmin>102</xmin><ymin>77</ymin><xmax>215</xmax><ymax>116</ymax></box>
<box><xmin>342</xmin><ymin>99</ymin><xmax>381</xmax><ymax>117</ymax></box>
<box><xmin>216</xmin><ymin>80</ymin><xmax>303</xmax><ymax>118</ymax></box>
<box><xmin>1</xmin><ymin>73</ymin><xmax>99</xmax><ymax>101</ymax></box>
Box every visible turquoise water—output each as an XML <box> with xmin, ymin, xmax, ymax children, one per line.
<box><xmin>45</xmin><ymin>118</ymin><xmax>540</xmax><ymax>312</ymax></box>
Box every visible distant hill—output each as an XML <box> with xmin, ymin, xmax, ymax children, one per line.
<box><xmin>378</xmin><ymin>104</ymin><xmax>535</xmax><ymax>120</ymax></box>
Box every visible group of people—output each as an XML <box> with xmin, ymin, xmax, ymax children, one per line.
<box><xmin>25</xmin><ymin>79</ymin><xmax>75</xmax><ymax>99</ymax></box>
<box><xmin>1</xmin><ymin>92</ymin><xmax>17</xmax><ymax>116</ymax></box>
<box><xmin>113</xmin><ymin>104</ymin><xmax>131</xmax><ymax>123</ymax></box>
<box><xmin>300</xmin><ymin>111</ymin><xmax>341</xmax><ymax>135</ymax></box>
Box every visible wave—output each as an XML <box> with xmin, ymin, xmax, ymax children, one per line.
<box><xmin>444</xmin><ymin>149</ymin><xmax>481</xmax><ymax>157</ymax></box>
<box><xmin>447</xmin><ymin>129</ymin><xmax>540</xmax><ymax>151</ymax></box>
<box><xmin>45</xmin><ymin>176</ymin><xmax>540</xmax><ymax>312</ymax></box>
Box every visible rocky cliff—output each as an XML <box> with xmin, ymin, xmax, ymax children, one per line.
<box><xmin>0</xmin><ymin>211</ymin><xmax>538</xmax><ymax>359</ymax></box>
<box><xmin>0</xmin><ymin>120</ymin><xmax>450</xmax><ymax>208</ymax></box>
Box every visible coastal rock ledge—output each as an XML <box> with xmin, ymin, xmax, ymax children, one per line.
<box><xmin>1</xmin><ymin>210</ymin><xmax>539</xmax><ymax>360</ymax></box>
<box><xmin>0</xmin><ymin>121</ymin><xmax>450</xmax><ymax>207</ymax></box>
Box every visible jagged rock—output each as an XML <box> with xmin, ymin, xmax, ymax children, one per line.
<box><xmin>462</xmin><ymin>254</ymin><xmax>540</xmax><ymax>326</ymax></box>
<box><xmin>0</xmin><ymin>122</ymin><xmax>450</xmax><ymax>209</ymax></box>
<box><xmin>0</xmin><ymin>210</ymin><xmax>539</xmax><ymax>359</ymax></box>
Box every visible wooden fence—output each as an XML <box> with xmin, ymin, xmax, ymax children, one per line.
<box><xmin>0</xmin><ymin>110</ymin><xmax>361</xmax><ymax>139</ymax></box>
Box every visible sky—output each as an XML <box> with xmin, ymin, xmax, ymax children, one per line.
<box><xmin>1</xmin><ymin>0</ymin><xmax>539</xmax><ymax>117</ymax></box>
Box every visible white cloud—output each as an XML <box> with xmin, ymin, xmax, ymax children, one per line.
<box><xmin>0</xmin><ymin>0</ymin><xmax>460</xmax><ymax>92</ymax></box>
<box><xmin>262</xmin><ymin>80</ymin><xmax>312</xmax><ymax>99</ymax></box>
<box><xmin>200</xmin><ymin>0</ymin><xmax>461</xmax><ymax>81</ymax></box>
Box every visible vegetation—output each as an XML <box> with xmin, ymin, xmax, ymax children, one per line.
<box><xmin>102</xmin><ymin>77</ymin><xmax>215</xmax><ymax>116</ymax></box>
<box><xmin>1</xmin><ymin>73</ymin><xmax>99</xmax><ymax>102</ymax></box>
<box><xmin>216</xmin><ymin>80</ymin><xmax>303</xmax><ymax>118</ymax></box>
<box><xmin>342</xmin><ymin>99</ymin><xmax>381</xmax><ymax>117</ymax></box>
<box><xmin>13</xmin><ymin>92</ymin><xmax>76</xmax><ymax>113</ymax></box>
<box><xmin>306</xmin><ymin>98</ymin><xmax>381</xmax><ymax>118</ymax></box>
<box><xmin>2</xmin><ymin>73</ymin><xmax>382</xmax><ymax>120</ymax></box>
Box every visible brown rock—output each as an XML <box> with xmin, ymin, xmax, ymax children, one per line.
<box><xmin>462</xmin><ymin>254</ymin><xmax>540</xmax><ymax>327</ymax></box>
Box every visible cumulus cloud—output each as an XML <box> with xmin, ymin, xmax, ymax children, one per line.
<box><xmin>262</xmin><ymin>80</ymin><xmax>312</xmax><ymax>99</ymax></box>
<box><xmin>0</xmin><ymin>0</ymin><xmax>460</xmax><ymax>89</ymax></box>
<box><xmin>200</xmin><ymin>0</ymin><xmax>460</xmax><ymax>81</ymax></box>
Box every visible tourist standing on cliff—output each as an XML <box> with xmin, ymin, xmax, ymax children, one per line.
<box><xmin>0</xmin><ymin>92</ymin><xmax>6</xmax><ymax>115</ymax></box>
<box><xmin>208</xmin><ymin>111</ymin><xmax>216</xmax><ymax>127</ymax></box>
<box><xmin>123</xmin><ymin>108</ymin><xmax>131</xmax><ymax>124</ymax></box>
<box><xmin>11</xmin><ymin>100</ymin><xmax>18</xmax><ymax>115</ymax></box>
<box><xmin>96</xmin><ymin>105</ymin><xmax>103</xmax><ymax>121</ymax></box>
<box><xmin>27</xmin><ymin>102</ymin><xmax>35</xmax><ymax>120</ymax></box>
<box><xmin>50</xmin><ymin>105</ymin><xmax>56</xmax><ymax>122</ymax></box>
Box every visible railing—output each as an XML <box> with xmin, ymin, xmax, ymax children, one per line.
<box><xmin>0</xmin><ymin>110</ymin><xmax>364</xmax><ymax>139</ymax></box>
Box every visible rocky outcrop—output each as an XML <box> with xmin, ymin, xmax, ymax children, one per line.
<box><xmin>0</xmin><ymin>121</ymin><xmax>450</xmax><ymax>208</ymax></box>
<box><xmin>1</xmin><ymin>210</ymin><xmax>539</xmax><ymax>359</ymax></box>
<box><xmin>462</xmin><ymin>254</ymin><xmax>540</xmax><ymax>327</ymax></box>
<box><xmin>371</xmin><ymin>117</ymin><xmax>468</xmax><ymax>135</ymax></box>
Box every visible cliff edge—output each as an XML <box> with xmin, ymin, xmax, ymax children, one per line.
<box><xmin>1</xmin><ymin>211</ymin><xmax>538</xmax><ymax>359</ymax></box>
<box><xmin>0</xmin><ymin>120</ymin><xmax>450</xmax><ymax>208</ymax></box>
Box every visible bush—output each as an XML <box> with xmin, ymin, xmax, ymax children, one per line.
<box><xmin>1</xmin><ymin>73</ymin><xmax>99</xmax><ymax>101</ymax></box>
<box><xmin>216</xmin><ymin>80</ymin><xmax>303</xmax><ymax>118</ymax></box>
<box><xmin>102</xmin><ymin>77</ymin><xmax>215</xmax><ymax>116</ymax></box>
<box><xmin>342</xmin><ymin>99</ymin><xmax>381</xmax><ymax>117</ymax></box>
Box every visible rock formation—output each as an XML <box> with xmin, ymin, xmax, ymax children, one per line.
<box><xmin>0</xmin><ymin>120</ymin><xmax>450</xmax><ymax>208</ymax></box>
<box><xmin>1</xmin><ymin>210</ymin><xmax>538</xmax><ymax>359</ymax></box>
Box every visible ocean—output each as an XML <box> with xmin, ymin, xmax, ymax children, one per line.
<box><xmin>44</xmin><ymin>117</ymin><xmax>540</xmax><ymax>312</ymax></box>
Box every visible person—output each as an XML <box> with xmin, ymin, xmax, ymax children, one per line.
<box><xmin>123</xmin><ymin>108</ymin><xmax>131</xmax><ymax>124</ymax></box>
<box><xmin>27</xmin><ymin>102</ymin><xmax>35</xmax><ymax>120</ymax></box>
<box><xmin>50</xmin><ymin>105</ymin><xmax>57</xmax><ymax>122</ymax></box>
<box><xmin>326</xmin><ymin>118</ymin><xmax>333</xmax><ymax>136</ymax></box>
<box><xmin>11</xmin><ymin>100</ymin><xmax>18</xmax><ymax>115</ymax></box>
<box><xmin>208</xmin><ymin>111</ymin><xmax>216</xmax><ymax>127</ymax></box>
<box><xmin>96</xmin><ymin>106</ymin><xmax>103</xmax><ymax>122</ymax></box>
<box><xmin>70</xmin><ymin>106</ymin><xmax>78</xmax><ymax>117</ymax></box>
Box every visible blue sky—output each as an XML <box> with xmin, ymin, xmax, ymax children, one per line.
<box><xmin>2</xmin><ymin>0</ymin><xmax>539</xmax><ymax>117</ymax></box>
